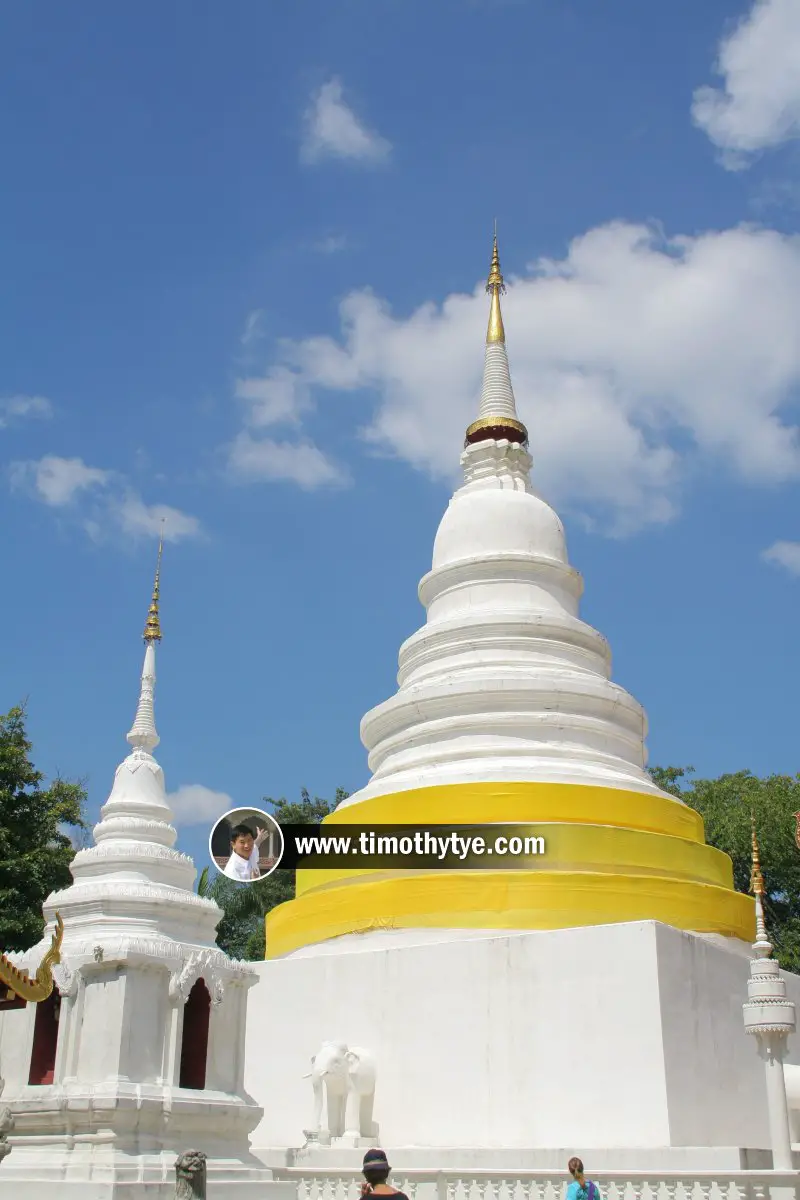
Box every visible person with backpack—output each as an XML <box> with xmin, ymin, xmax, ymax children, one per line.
<box><xmin>566</xmin><ymin>1157</ymin><xmax>601</xmax><ymax>1200</ymax></box>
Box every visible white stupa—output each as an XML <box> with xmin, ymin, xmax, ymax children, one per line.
<box><xmin>243</xmin><ymin>237</ymin><xmax>800</xmax><ymax>1169</ymax></box>
<box><xmin>0</xmin><ymin>542</ymin><xmax>292</xmax><ymax>1199</ymax></box>
<box><xmin>265</xmin><ymin>234</ymin><xmax>750</xmax><ymax>957</ymax></box>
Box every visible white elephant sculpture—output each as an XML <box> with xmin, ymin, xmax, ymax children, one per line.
<box><xmin>303</xmin><ymin>1041</ymin><xmax>377</xmax><ymax>1140</ymax></box>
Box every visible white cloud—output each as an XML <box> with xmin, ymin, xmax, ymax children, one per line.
<box><xmin>228</xmin><ymin>432</ymin><xmax>348</xmax><ymax>490</ymax></box>
<box><xmin>113</xmin><ymin>493</ymin><xmax>201</xmax><ymax>540</ymax></box>
<box><xmin>300</xmin><ymin>78</ymin><xmax>391</xmax><ymax>165</ymax></box>
<box><xmin>238</xmin><ymin>220</ymin><xmax>800</xmax><ymax>534</ymax></box>
<box><xmin>0</xmin><ymin>394</ymin><xmax>54</xmax><ymax>428</ymax></box>
<box><xmin>10</xmin><ymin>454</ymin><xmax>110</xmax><ymax>505</ymax></box>
<box><xmin>235</xmin><ymin>366</ymin><xmax>310</xmax><ymax>428</ymax></box>
<box><xmin>314</xmin><ymin>234</ymin><xmax>348</xmax><ymax>255</ymax></box>
<box><xmin>227</xmin><ymin>360</ymin><xmax>348</xmax><ymax>490</ymax></box>
<box><xmin>692</xmin><ymin>0</ymin><xmax>800</xmax><ymax>168</ymax></box>
<box><xmin>241</xmin><ymin>309</ymin><xmax>266</xmax><ymax>346</ymax></box>
<box><xmin>9</xmin><ymin>454</ymin><xmax>201</xmax><ymax>542</ymax></box>
<box><xmin>762</xmin><ymin>539</ymin><xmax>800</xmax><ymax>574</ymax></box>
<box><xmin>166</xmin><ymin>783</ymin><xmax>235</xmax><ymax>827</ymax></box>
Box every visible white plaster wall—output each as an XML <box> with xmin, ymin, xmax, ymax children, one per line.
<box><xmin>247</xmin><ymin>922</ymin><xmax>671</xmax><ymax>1151</ymax></box>
<box><xmin>207</xmin><ymin>985</ymin><xmax>247</xmax><ymax>1094</ymax></box>
<box><xmin>119</xmin><ymin>968</ymin><xmax>168</xmax><ymax>1082</ymax></box>
<box><xmin>0</xmin><ymin>1003</ymin><xmax>35</xmax><ymax>1088</ymax></box>
<box><xmin>245</xmin><ymin>921</ymin><xmax>800</xmax><ymax>1154</ymax></box>
<box><xmin>653</xmin><ymin>925</ymin><xmax>798</xmax><ymax>1148</ymax></box>
<box><xmin>76</xmin><ymin>972</ymin><xmax>127</xmax><ymax>1081</ymax></box>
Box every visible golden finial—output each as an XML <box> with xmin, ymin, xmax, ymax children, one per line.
<box><xmin>750</xmin><ymin>811</ymin><xmax>771</xmax><ymax>951</ymax></box>
<box><xmin>750</xmin><ymin>812</ymin><xmax>765</xmax><ymax>897</ymax></box>
<box><xmin>486</xmin><ymin>225</ymin><xmax>506</xmax><ymax>345</ymax></box>
<box><xmin>142</xmin><ymin>524</ymin><xmax>164</xmax><ymax>643</ymax></box>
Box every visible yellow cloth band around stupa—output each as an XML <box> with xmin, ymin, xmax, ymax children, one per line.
<box><xmin>294</xmin><ymin>819</ymin><xmax>733</xmax><ymax>898</ymax></box>
<box><xmin>264</xmin><ymin>780</ymin><xmax>751</xmax><ymax>958</ymax></box>
<box><xmin>321</xmin><ymin>780</ymin><xmax>706</xmax><ymax>841</ymax></box>
<box><xmin>266</xmin><ymin>870</ymin><xmax>754</xmax><ymax>959</ymax></box>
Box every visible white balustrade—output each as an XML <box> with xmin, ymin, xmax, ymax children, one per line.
<box><xmin>272</xmin><ymin>1168</ymin><xmax>800</xmax><ymax>1200</ymax></box>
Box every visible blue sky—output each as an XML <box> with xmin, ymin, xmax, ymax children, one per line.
<box><xmin>2</xmin><ymin>0</ymin><xmax>800</xmax><ymax>872</ymax></box>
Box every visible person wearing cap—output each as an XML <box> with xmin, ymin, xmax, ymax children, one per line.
<box><xmin>360</xmin><ymin>1149</ymin><xmax>408</xmax><ymax>1199</ymax></box>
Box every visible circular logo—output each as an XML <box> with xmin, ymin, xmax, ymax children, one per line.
<box><xmin>208</xmin><ymin>807</ymin><xmax>284</xmax><ymax>883</ymax></box>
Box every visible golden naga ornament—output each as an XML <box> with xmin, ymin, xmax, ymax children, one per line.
<box><xmin>0</xmin><ymin>913</ymin><xmax>64</xmax><ymax>1005</ymax></box>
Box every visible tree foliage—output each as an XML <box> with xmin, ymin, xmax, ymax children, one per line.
<box><xmin>197</xmin><ymin>866</ymin><xmax>263</xmax><ymax>959</ymax></box>
<box><xmin>0</xmin><ymin>706</ymin><xmax>88</xmax><ymax>951</ymax></box>
<box><xmin>199</xmin><ymin>787</ymin><xmax>348</xmax><ymax>960</ymax></box>
<box><xmin>649</xmin><ymin>766</ymin><xmax>800</xmax><ymax>973</ymax></box>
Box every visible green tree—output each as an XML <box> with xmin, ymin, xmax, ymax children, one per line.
<box><xmin>0</xmin><ymin>705</ymin><xmax>88</xmax><ymax>951</ymax></box>
<box><xmin>649</xmin><ymin>766</ymin><xmax>800</xmax><ymax>973</ymax></box>
<box><xmin>196</xmin><ymin>866</ymin><xmax>262</xmax><ymax>959</ymax></box>
<box><xmin>197</xmin><ymin>787</ymin><xmax>348</xmax><ymax>961</ymax></box>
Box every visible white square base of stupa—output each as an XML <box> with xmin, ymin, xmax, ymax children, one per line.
<box><xmin>0</xmin><ymin>1084</ymin><xmax>295</xmax><ymax>1200</ymax></box>
<box><xmin>245</xmin><ymin>920</ymin><xmax>800</xmax><ymax>1170</ymax></box>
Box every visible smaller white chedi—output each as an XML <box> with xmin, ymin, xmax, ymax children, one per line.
<box><xmin>0</xmin><ymin>541</ymin><xmax>291</xmax><ymax>1200</ymax></box>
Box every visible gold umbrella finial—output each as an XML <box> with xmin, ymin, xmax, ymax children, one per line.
<box><xmin>486</xmin><ymin>224</ymin><xmax>506</xmax><ymax>344</ymax></box>
<box><xmin>143</xmin><ymin>523</ymin><xmax>165</xmax><ymax>644</ymax></box>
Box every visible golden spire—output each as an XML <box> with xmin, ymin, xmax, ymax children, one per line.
<box><xmin>464</xmin><ymin>225</ymin><xmax>528</xmax><ymax>449</ymax></box>
<box><xmin>750</xmin><ymin>810</ymin><xmax>771</xmax><ymax>952</ymax></box>
<box><xmin>142</xmin><ymin>527</ymin><xmax>164</xmax><ymax>644</ymax></box>
<box><xmin>486</xmin><ymin>224</ymin><xmax>506</xmax><ymax>345</ymax></box>
<box><xmin>750</xmin><ymin>812</ymin><xmax>765</xmax><ymax>898</ymax></box>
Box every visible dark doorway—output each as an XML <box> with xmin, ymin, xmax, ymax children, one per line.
<box><xmin>28</xmin><ymin>990</ymin><xmax>60</xmax><ymax>1085</ymax></box>
<box><xmin>178</xmin><ymin>978</ymin><xmax>211</xmax><ymax>1090</ymax></box>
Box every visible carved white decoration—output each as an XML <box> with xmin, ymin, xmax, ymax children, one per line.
<box><xmin>168</xmin><ymin>948</ymin><xmax>247</xmax><ymax>1005</ymax></box>
<box><xmin>72</xmin><ymin>842</ymin><xmax>195</xmax><ymax>865</ymax></box>
<box><xmin>0</xmin><ymin>1099</ymin><xmax>13</xmax><ymax>1165</ymax></box>
<box><xmin>52</xmin><ymin>960</ymin><xmax>78</xmax><ymax>998</ymax></box>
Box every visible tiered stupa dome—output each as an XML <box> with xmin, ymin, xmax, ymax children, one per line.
<box><xmin>266</xmin><ymin>235</ymin><xmax>754</xmax><ymax>958</ymax></box>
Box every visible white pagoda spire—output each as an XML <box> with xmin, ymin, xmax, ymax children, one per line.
<box><xmin>750</xmin><ymin>813</ymin><xmax>772</xmax><ymax>959</ymax></box>
<box><xmin>127</xmin><ymin>531</ymin><xmax>163</xmax><ymax>756</ymax></box>
<box><xmin>335</xmin><ymin>231</ymin><xmax>674</xmax><ymax>811</ymax></box>
<box><xmin>465</xmin><ymin>229</ymin><xmax>529</xmax><ymax>449</ymax></box>
<box><xmin>36</xmin><ymin>533</ymin><xmax>223</xmax><ymax>954</ymax></box>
